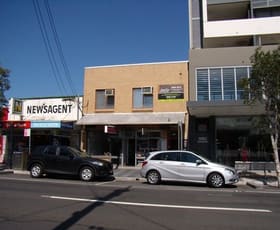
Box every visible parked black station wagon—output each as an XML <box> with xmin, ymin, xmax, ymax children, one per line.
<box><xmin>27</xmin><ymin>145</ymin><xmax>113</xmax><ymax>181</ymax></box>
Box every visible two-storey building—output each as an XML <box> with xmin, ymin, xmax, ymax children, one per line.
<box><xmin>77</xmin><ymin>61</ymin><xmax>188</xmax><ymax>166</ymax></box>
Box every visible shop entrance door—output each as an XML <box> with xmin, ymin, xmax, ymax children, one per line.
<box><xmin>127</xmin><ymin>139</ymin><xmax>136</xmax><ymax>166</ymax></box>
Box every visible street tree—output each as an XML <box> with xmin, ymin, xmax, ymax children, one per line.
<box><xmin>0</xmin><ymin>66</ymin><xmax>10</xmax><ymax>119</ymax></box>
<box><xmin>243</xmin><ymin>46</ymin><xmax>280</xmax><ymax>187</ymax></box>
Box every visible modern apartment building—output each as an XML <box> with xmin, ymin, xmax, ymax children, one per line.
<box><xmin>187</xmin><ymin>0</ymin><xmax>280</xmax><ymax>165</ymax></box>
<box><xmin>77</xmin><ymin>61</ymin><xmax>188</xmax><ymax>166</ymax></box>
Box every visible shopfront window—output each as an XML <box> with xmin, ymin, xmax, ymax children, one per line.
<box><xmin>215</xmin><ymin>117</ymin><xmax>273</xmax><ymax>166</ymax></box>
<box><xmin>136</xmin><ymin>129</ymin><xmax>160</xmax><ymax>153</ymax></box>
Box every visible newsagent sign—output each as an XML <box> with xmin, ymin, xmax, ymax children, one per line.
<box><xmin>10</xmin><ymin>97</ymin><xmax>82</xmax><ymax>121</ymax></box>
<box><xmin>158</xmin><ymin>84</ymin><xmax>184</xmax><ymax>100</ymax></box>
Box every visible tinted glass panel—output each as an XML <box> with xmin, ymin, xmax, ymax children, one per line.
<box><xmin>45</xmin><ymin>146</ymin><xmax>57</xmax><ymax>156</ymax></box>
<box><xmin>236</xmin><ymin>67</ymin><xmax>248</xmax><ymax>99</ymax></box>
<box><xmin>107</xmin><ymin>95</ymin><xmax>114</xmax><ymax>106</ymax></box>
<box><xmin>143</xmin><ymin>95</ymin><xmax>153</xmax><ymax>107</ymax></box>
<box><xmin>180</xmin><ymin>152</ymin><xmax>200</xmax><ymax>163</ymax></box>
<box><xmin>210</xmin><ymin>68</ymin><xmax>222</xmax><ymax>100</ymax></box>
<box><xmin>152</xmin><ymin>152</ymin><xmax>178</xmax><ymax>161</ymax></box>
<box><xmin>59</xmin><ymin>147</ymin><xmax>72</xmax><ymax>157</ymax></box>
<box><xmin>223</xmin><ymin>68</ymin><xmax>235</xmax><ymax>100</ymax></box>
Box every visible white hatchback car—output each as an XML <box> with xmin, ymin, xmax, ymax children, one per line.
<box><xmin>140</xmin><ymin>150</ymin><xmax>239</xmax><ymax>188</ymax></box>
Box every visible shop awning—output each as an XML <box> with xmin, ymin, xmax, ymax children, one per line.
<box><xmin>76</xmin><ymin>112</ymin><xmax>186</xmax><ymax>125</ymax></box>
<box><xmin>187</xmin><ymin>101</ymin><xmax>265</xmax><ymax>117</ymax></box>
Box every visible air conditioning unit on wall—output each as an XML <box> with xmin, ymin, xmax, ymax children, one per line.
<box><xmin>105</xmin><ymin>89</ymin><xmax>115</xmax><ymax>96</ymax></box>
<box><xmin>142</xmin><ymin>86</ymin><xmax>153</xmax><ymax>94</ymax></box>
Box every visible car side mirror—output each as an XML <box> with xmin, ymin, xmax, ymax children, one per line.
<box><xmin>196</xmin><ymin>159</ymin><xmax>202</xmax><ymax>165</ymax></box>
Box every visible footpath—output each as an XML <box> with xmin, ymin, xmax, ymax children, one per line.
<box><xmin>0</xmin><ymin>163</ymin><xmax>279</xmax><ymax>190</ymax></box>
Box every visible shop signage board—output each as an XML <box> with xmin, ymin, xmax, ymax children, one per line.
<box><xmin>1</xmin><ymin>121</ymin><xmax>31</xmax><ymax>129</ymax></box>
<box><xmin>9</xmin><ymin>97</ymin><xmax>82</xmax><ymax>121</ymax></box>
<box><xmin>30</xmin><ymin>121</ymin><xmax>74</xmax><ymax>129</ymax></box>
<box><xmin>158</xmin><ymin>84</ymin><xmax>184</xmax><ymax>101</ymax></box>
<box><xmin>104</xmin><ymin>125</ymin><xmax>117</xmax><ymax>134</ymax></box>
<box><xmin>31</xmin><ymin>121</ymin><xmax>61</xmax><ymax>128</ymax></box>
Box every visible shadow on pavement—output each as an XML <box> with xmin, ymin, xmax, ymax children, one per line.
<box><xmin>141</xmin><ymin>181</ymin><xmax>238</xmax><ymax>189</ymax></box>
<box><xmin>52</xmin><ymin>186</ymin><xmax>131</xmax><ymax>230</ymax></box>
<box><xmin>239</xmin><ymin>171</ymin><xmax>278</xmax><ymax>186</ymax></box>
<box><xmin>40</xmin><ymin>173</ymin><xmax>116</xmax><ymax>182</ymax></box>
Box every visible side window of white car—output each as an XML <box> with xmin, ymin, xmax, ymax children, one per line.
<box><xmin>180</xmin><ymin>152</ymin><xmax>199</xmax><ymax>163</ymax></box>
<box><xmin>163</xmin><ymin>152</ymin><xmax>178</xmax><ymax>161</ymax></box>
<box><xmin>152</xmin><ymin>152</ymin><xmax>178</xmax><ymax>161</ymax></box>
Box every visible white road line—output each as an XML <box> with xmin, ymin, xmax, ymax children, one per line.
<box><xmin>41</xmin><ymin>195</ymin><xmax>272</xmax><ymax>213</ymax></box>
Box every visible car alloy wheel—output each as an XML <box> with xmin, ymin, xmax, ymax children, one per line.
<box><xmin>30</xmin><ymin>164</ymin><xmax>43</xmax><ymax>178</ymax></box>
<box><xmin>208</xmin><ymin>173</ymin><xmax>224</xmax><ymax>188</ymax></box>
<box><xmin>147</xmin><ymin>170</ymin><xmax>161</xmax><ymax>185</ymax></box>
<box><xmin>80</xmin><ymin>167</ymin><xmax>94</xmax><ymax>181</ymax></box>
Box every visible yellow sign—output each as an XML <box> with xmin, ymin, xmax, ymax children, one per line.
<box><xmin>13</xmin><ymin>99</ymin><xmax>23</xmax><ymax>114</ymax></box>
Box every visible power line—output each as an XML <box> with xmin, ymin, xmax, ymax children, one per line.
<box><xmin>32</xmin><ymin>0</ymin><xmax>76</xmax><ymax>96</ymax></box>
<box><xmin>32</xmin><ymin>0</ymin><xmax>67</xmax><ymax>95</ymax></box>
<box><xmin>44</xmin><ymin>0</ymin><xmax>77</xmax><ymax>95</ymax></box>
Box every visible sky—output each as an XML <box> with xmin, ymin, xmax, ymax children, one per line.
<box><xmin>0</xmin><ymin>0</ymin><xmax>189</xmax><ymax>99</ymax></box>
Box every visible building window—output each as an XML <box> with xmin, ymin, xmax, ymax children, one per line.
<box><xmin>95</xmin><ymin>89</ymin><xmax>115</xmax><ymax>109</ymax></box>
<box><xmin>196</xmin><ymin>66</ymin><xmax>250</xmax><ymax>101</ymax></box>
<box><xmin>210</xmin><ymin>68</ymin><xmax>222</xmax><ymax>100</ymax></box>
<box><xmin>133</xmin><ymin>87</ymin><xmax>153</xmax><ymax>109</ymax></box>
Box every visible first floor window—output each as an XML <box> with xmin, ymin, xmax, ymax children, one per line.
<box><xmin>196</xmin><ymin>66</ymin><xmax>250</xmax><ymax>101</ymax></box>
<box><xmin>95</xmin><ymin>89</ymin><xmax>115</xmax><ymax>109</ymax></box>
<box><xmin>133</xmin><ymin>87</ymin><xmax>153</xmax><ymax>108</ymax></box>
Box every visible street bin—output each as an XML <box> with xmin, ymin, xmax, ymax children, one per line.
<box><xmin>12</xmin><ymin>151</ymin><xmax>28</xmax><ymax>170</ymax></box>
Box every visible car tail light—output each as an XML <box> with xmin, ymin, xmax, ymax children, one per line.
<box><xmin>142</xmin><ymin>161</ymin><xmax>148</xmax><ymax>168</ymax></box>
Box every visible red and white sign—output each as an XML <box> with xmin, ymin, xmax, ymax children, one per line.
<box><xmin>104</xmin><ymin>125</ymin><xmax>117</xmax><ymax>134</ymax></box>
<box><xmin>2</xmin><ymin>121</ymin><xmax>31</xmax><ymax>129</ymax></box>
<box><xmin>0</xmin><ymin>107</ymin><xmax>8</xmax><ymax>163</ymax></box>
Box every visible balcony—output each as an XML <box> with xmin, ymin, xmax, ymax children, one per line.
<box><xmin>203</xmin><ymin>0</ymin><xmax>280</xmax><ymax>47</ymax></box>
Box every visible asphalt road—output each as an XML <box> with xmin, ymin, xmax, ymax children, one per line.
<box><xmin>0</xmin><ymin>174</ymin><xmax>280</xmax><ymax>230</ymax></box>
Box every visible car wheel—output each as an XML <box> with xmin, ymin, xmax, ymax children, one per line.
<box><xmin>30</xmin><ymin>163</ymin><xmax>43</xmax><ymax>178</ymax></box>
<box><xmin>146</xmin><ymin>170</ymin><xmax>161</xmax><ymax>185</ymax></box>
<box><xmin>207</xmin><ymin>172</ymin><xmax>224</xmax><ymax>188</ymax></box>
<box><xmin>80</xmin><ymin>167</ymin><xmax>94</xmax><ymax>181</ymax></box>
